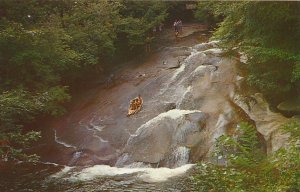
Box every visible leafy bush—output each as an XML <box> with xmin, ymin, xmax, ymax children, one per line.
<box><xmin>0</xmin><ymin>87</ymin><xmax>70</xmax><ymax>161</ymax></box>
<box><xmin>213</xmin><ymin>123</ymin><xmax>263</xmax><ymax>167</ymax></box>
<box><xmin>192</xmin><ymin>122</ymin><xmax>300</xmax><ymax>192</ymax></box>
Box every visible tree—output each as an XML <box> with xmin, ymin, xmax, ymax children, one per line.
<box><xmin>116</xmin><ymin>1</ymin><xmax>169</xmax><ymax>57</ymax></box>
<box><xmin>0</xmin><ymin>87</ymin><xmax>70</xmax><ymax>162</ymax></box>
<box><xmin>195</xmin><ymin>2</ymin><xmax>300</xmax><ymax>103</ymax></box>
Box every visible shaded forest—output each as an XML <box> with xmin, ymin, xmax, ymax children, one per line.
<box><xmin>0</xmin><ymin>1</ymin><xmax>299</xmax><ymax>191</ymax></box>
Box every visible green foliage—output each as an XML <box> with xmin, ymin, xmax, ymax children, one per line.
<box><xmin>0</xmin><ymin>90</ymin><xmax>40</xmax><ymax>131</ymax></box>
<box><xmin>0</xmin><ymin>87</ymin><xmax>70</xmax><ymax>131</ymax></box>
<box><xmin>213</xmin><ymin>122</ymin><xmax>263</xmax><ymax>167</ymax></box>
<box><xmin>196</xmin><ymin>2</ymin><xmax>300</xmax><ymax>101</ymax></box>
<box><xmin>0</xmin><ymin>18</ymin><xmax>81</xmax><ymax>89</ymax></box>
<box><xmin>63</xmin><ymin>1</ymin><xmax>121</xmax><ymax>63</ymax></box>
<box><xmin>0</xmin><ymin>130</ymin><xmax>41</xmax><ymax>162</ymax></box>
<box><xmin>281</xmin><ymin>121</ymin><xmax>300</xmax><ymax>141</ymax></box>
<box><xmin>34</xmin><ymin>86</ymin><xmax>71</xmax><ymax>117</ymax></box>
<box><xmin>118</xmin><ymin>1</ymin><xmax>168</xmax><ymax>51</ymax></box>
<box><xmin>210</xmin><ymin>2</ymin><xmax>300</xmax><ymax>49</ymax></box>
<box><xmin>192</xmin><ymin>163</ymin><xmax>263</xmax><ymax>192</ymax></box>
<box><xmin>0</xmin><ymin>87</ymin><xmax>69</xmax><ymax>162</ymax></box>
<box><xmin>192</xmin><ymin>122</ymin><xmax>300</xmax><ymax>191</ymax></box>
<box><xmin>245</xmin><ymin>46</ymin><xmax>300</xmax><ymax>99</ymax></box>
<box><xmin>292</xmin><ymin>62</ymin><xmax>300</xmax><ymax>83</ymax></box>
<box><xmin>194</xmin><ymin>2</ymin><xmax>223</xmax><ymax>25</ymax></box>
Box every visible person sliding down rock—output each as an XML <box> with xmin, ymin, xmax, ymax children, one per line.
<box><xmin>136</xmin><ymin>94</ymin><xmax>143</xmax><ymax>106</ymax></box>
<box><xmin>127</xmin><ymin>94</ymin><xmax>143</xmax><ymax>116</ymax></box>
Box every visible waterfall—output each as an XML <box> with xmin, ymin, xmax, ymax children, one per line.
<box><xmin>68</xmin><ymin>151</ymin><xmax>83</xmax><ymax>166</ymax></box>
<box><xmin>164</xmin><ymin>147</ymin><xmax>190</xmax><ymax>168</ymax></box>
<box><xmin>55</xmin><ymin>164</ymin><xmax>195</xmax><ymax>183</ymax></box>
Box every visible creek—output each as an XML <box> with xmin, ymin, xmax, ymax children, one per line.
<box><xmin>1</xmin><ymin>24</ymin><xmax>290</xmax><ymax>192</ymax></box>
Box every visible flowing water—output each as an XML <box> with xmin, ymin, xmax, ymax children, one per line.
<box><xmin>1</xmin><ymin>24</ymin><xmax>288</xmax><ymax>191</ymax></box>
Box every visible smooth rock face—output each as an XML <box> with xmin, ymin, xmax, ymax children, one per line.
<box><xmin>122</xmin><ymin>110</ymin><xmax>206</xmax><ymax>164</ymax></box>
<box><xmin>277</xmin><ymin>99</ymin><xmax>300</xmax><ymax>113</ymax></box>
<box><xmin>233</xmin><ymin>93</ymin><xmax>290</xmax><ymax>153</ymax></box>
<box><xmin>202</xmin><ymin>48</ymin><xmax>224</xmax><ymax>56</ymax></box>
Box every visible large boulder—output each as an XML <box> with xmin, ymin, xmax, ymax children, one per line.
<box><xmin>120</xmin><ymin>109</ymin><xmax>206</xmax><ymax>165</ymax></box>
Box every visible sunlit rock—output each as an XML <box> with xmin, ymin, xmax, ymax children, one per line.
<box><xmin>233</xmin><ymin>93</ymin><xmax>290</xmax><ymax>153</ymax></box>
<box><xmin>121</xmin><ymin>109</ymin><xmax>206</xmax><ymax>165</ymax></box>
<box><xmin>193</xmin><ymin>41</ymin><xmax>219</xmax><ymax>51</ymax></box>
<box><xmin>202</xmin><ymin>48</ymin><xmax>224</xmax><ymax>56</ymax></box>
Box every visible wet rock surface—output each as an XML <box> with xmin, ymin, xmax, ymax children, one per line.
<box><xmin>4</xmin><ymin>23</ymin><xmax>292</xmax><ymax>191</ymax></box>
<box><xmin>122</xmin><ymin>110</ymin><xmax>206</xmax><ymax>165</ymax></box>
<box><xmin>38</xmin><ymin>25</ymin><xmax>222</xmax><ymax>167</ymax></box>
<box><xmin>38</xmin><ymin>27</ymin><xmax>257</xmax><ymax>168</ymax></box>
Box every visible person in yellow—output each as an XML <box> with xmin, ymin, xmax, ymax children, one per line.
<box><xmin>136</xmin><ymin>94</ymin><xmax>143</xmax><ymax>106</ymax></box>
<box><xmin>130</xmin><ymin>100</ymin><xmax>136</xmax><ymax>110</ymax></box>
<box><xmin>127</xmin><ymin>94</ymin><xmax>143</xmax><ymax>116</ymax></box>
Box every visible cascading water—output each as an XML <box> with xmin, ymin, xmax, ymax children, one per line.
<box><xmin>48</xmin><ymin>39</ymin><xmax>233</xmax><ymax>190</ymax></box>
<box><xmin>39</xmin><ymin>40</ymin><xmax>222</xmax><ymax>191</ymax></box>
<box><xmin>54</xmin><ymin>130</ymin><xmax>76</xmax><ymax>149</ymax></box>
<box><xmin>164</xmin><ymin>147</ymin><xmax>190</xmax><ymax>168</ymax></box>
<box><xmin>68</xmin><ymin>151</ymin><xmax>83</xmax><ymax>166</ymax></box>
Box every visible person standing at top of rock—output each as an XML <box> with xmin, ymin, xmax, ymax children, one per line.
<box><xmin>173</xmin><ymin>19</ymin><xmax>179</xmax><ymax>32</ymax></box>
<box><xmin>173</xmin><ymin>20</ymin><xmax>179</xmax><ymax>42</ymax></box>
<box><xmin>178</xmin><ymin>19</ymin><xmax>183</xmax><ymax>33</ymax></box>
